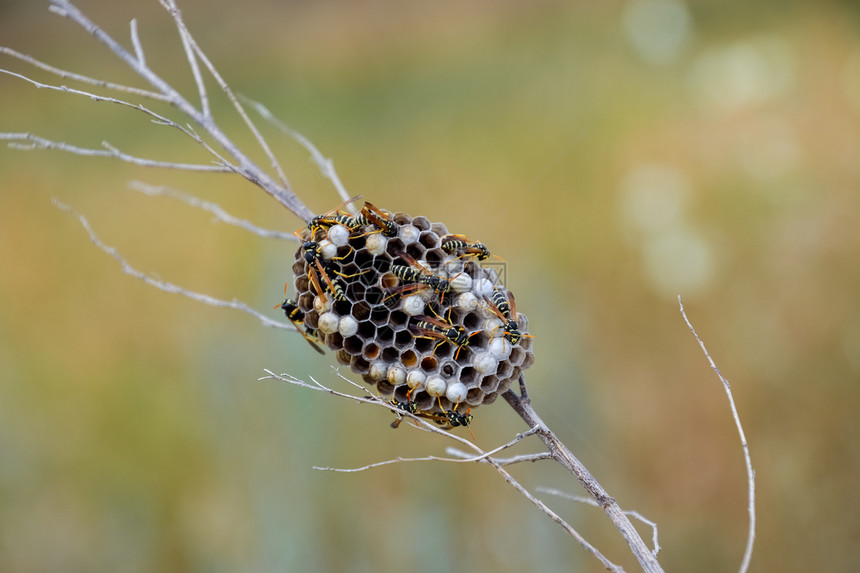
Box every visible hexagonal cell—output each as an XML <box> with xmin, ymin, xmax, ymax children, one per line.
<box><xmin>419</xmin><ymin>231</ymin><xmax>440</xmax><ymax>250</ymax></box>
<box><xmin>439</xmin><ymin>360</ymin><xmax>460</xmax><ymax>379</ymax></box>
<box><xmin>496</xmin><ymin>360</ymin><xmax>513</xmax><ymax>380</ymax></box>
<box><xmin>376</xmin><ymin>326</ymin><xmax>394</xmax><ymax>344</ymax></box>
<box><xmin>393</xmin><ymin>330</ymin><xmax>413</xmax><ymax>350</ymax></box>
<box><xmin>409</xmin><ymin>390</ymin><xmax>434</xmax><ymax>411</ymax></box>
<box><xmin>420</xmin><ymin>356</ymin><xmax>439</xmax><ymax>373</ymax></box>
<box><xmin>423</xmin><ymin>247</ymin><xmax>445</xmax><ymax>268</ymax></box>
<box><xmin>404</xmin><ymin>242</ymin><xmax>425</xmax><ymax>260</ymax></box>
<box><xmin>466</xmin><ymin>387</ymin><xmax>485</xmax><ymax>406</ymax></box>
<box><xmin>344</xmin><ymin>335</ymin><xmax>363</xmax><ymax>356</ymax></box>
<box><xmin>509</xmin><ymin>346</ymin><xmax>524</xmax><ymax>365</ymax></box>
<box><xmin>370</xmin><ymin>306</ymin><xmax>390</xmax><ymax>326</ymax></box>
<box><xmin>521</xmin><ymin>352</ymin><xmax>534</xmax><ymax>369</ymax></box>
<box><xmin>459</xmin><ymin>366</ymin><xmax>478</xmax><ymax>386</ymax></box>
<box><xmin>400</xmin><ymin>349</ymin><xmax>418</xmax><ymax>368</ymax></box>
<box><xmin>480</xmin><ymin>375</ymin><xmax>500</xmax><ymax>394</ymax></box>
<box><xmin>389</xmin><ymin>311</ymin><xmax>409</xmax><ymax>329</ymax></box>
<box><xmin>363</xmin><ymin>342</ymin><xmax>380</xmax><ymax>360</ymax></box>
<box><xmin>429</xmin><ymin>222</ymin><xmax>449</xmax><ymax>236</ymax></box>
<box><xmin>357</xmin><ymin>321</ymin><xmax>376</xmax><ymax>339</ymax></box>
<box><xmin>410</xmin><ymin>216</ymin><xmax>430</xmax><ymax>231</ymax></box>
<box><xmin>350</xmin><ymin>355</ymin><xmax>370</xmax><ymax>373</ymax></box>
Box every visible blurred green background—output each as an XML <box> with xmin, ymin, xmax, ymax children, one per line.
<box><xmin>2</xmin><ymin>0</ymin><xmax>860</xmax><ymax>571</ymax></box>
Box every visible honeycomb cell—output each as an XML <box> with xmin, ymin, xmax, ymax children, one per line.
<box><xmin>364</xmin><ymin>342</ymin><xmax>380</xmax><ymax>360</ymax></box>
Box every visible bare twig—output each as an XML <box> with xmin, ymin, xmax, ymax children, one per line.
<box><xmin>157</xmin><ymin>0</ymin><xmax>292</xmax><ymax>192</ymax></box>
<box><xmin>2</xmin><ymin>132</ymin><xmax>230</xmax><ymax>171</ymax></box>
<box><xmin>0</xmin><ymin>46</ymin><xmax>167</xmax><ymax>100</ymax></box>
<box><xmin>263</xmin><ymin>369</ymin><xmax>623</xmax><ymax>572</ymax></box>
<box><xmin>2</xmin><ymin>0</ymin><xmax>314</xmax><ymax>219</ymax></box>
<box><xmin>678</xmin><ymin>296</ymin><xmax>756</xmax><ymax>573</ymax></box>
<box><xmin>316</xmin><ymin>427</ymin><xmax>541</xmax><ymax>472</ymax></box>
<box><xmin>445</xmin><ymin>447</ymin><xmax>553</xmax><ymax>466</ymax></box>
<box><xmin>503</xmin><ymin>377</ymin><xmax>664</xmax><ymax>573</ymax></box>
<box><xmin>538</xmin><ymin>487</ymin><xmax>661</xmax><ymax>558</ymax></box>
<box><xmin>241</xmin><ymin>96</ymin><xmax>356</xmax><ymax>212</ymax></box>
<box><xmin>129</xmin><ymin>19</ymin><xmax>146</xmax><ymax>66</ymax></box>
<box><xmin>53</xmin><ymin>199</ymin><xmax>292</xmax><ymax>331</ymax></box>
<box><xmin>128</xmin><ymin>181</ymin><xmax>297</xmax><ymax>240</ymax></box>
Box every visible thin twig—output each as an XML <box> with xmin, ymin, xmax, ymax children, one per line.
<box><xmin>445</xmin><ymin>448</ymin><xmax>553</xmax><ymax>466</ymax></box>
<box><xmin>158</xmin><ymin>0</ymin><xmax>291</xmax><ymax>192</ymax></box>
<box><xmin>504</xmin><ymin>377</ymin><xmax>665</xmax><ymax>573</ymax></box>
<box><xmin>317</xmin><ymin>427</ymin><xmax>541</xmax><ymax>472</ymax></box>
<box><xmin>43</xmin><ymin>0</ymin><xmax>312</xmax><ymax>219</ymax></box>
<box><xmin>0</xmin><ymin>46</ymin><xmax>167</xmax><ymax>101</ymax></box>
<box><xmin>678</xmin><ymin>296</ymin><xmax>756</xmax><ymax>573</ymax></box>
<box><xmin>262</xmin><ymin>369</ymin><xmax>623</xmax><ymax>572</ymax></box>
<box><xmin>241</xmin><ymin>96</ymin><xmax>355</xmax><ymax>212</ymax></box>
<box><xmin>538</xmin><ymin>487</ymin><xmax>662</xmax><ymax>558</ymax></box>
<box><xmin>129</xmin><ymin>19</ymin><xmax>145</xmax><ymax>66</ymax></box>
<box><xmin>128</xmin><ymin>181</ymin><xmax>297</xmax><ymax>240</ymax></box>
<box><xmin>53</xmin><ymin>199</ymin><xmax>292</xmax><ymax>331</ymax></box>
<box><xmin>3</xmin><ymin>133</ymin><xmax>230</xmax><ymax>171</ymax></box>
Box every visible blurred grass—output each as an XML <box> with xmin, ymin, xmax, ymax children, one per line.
<box><xmin>2</xmin><ymin>0</ymin><xmax>860</xmax><ymax>571</ymax></box>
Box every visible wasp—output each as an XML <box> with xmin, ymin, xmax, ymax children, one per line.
<box><xmin>416</xmin><ymin>407</ymin><xmax>474</xmax><ymax>430</ymax></box>
<box><xmin>275</xmin><ymin>284</ymin><xmax>325</xmax><ymax>355</ymax></box>
<box><xmin>411</xmin><ymin>314</ymin><xmax>478</xmax><ymax>360</ymax></box>
<box><xmin>445</xmin><ymin>408</ymin><xmax>473</xmax><ymax>427</ymax></box>
<box><xmin>388</xmin><ymin>252</ymin><xmax>452</xmax><ymax>303</ymax></box>
<box><xmin>308</xmin><ymin>212</ymin><xmax>361</xmax><ymax>235</ymax></box>
<box><xmin>441</xmin><ymin>234</ymin><xmax>491</xmax><ymax>261</ymax></box>
<box><xmin>389</xmin><ymin>398</ymin><xmax>419</xmax><ymax>428</ymax></box>
<box><xmin>357</xmin><ymin>201</ymin><xmax>398</xmax><ymax>237</ymax></box>
<box><xmin>306</xmin><ymin>195</ymin><xmax>363</xmax><ymax>236</ymax></box>
<box><xmin>307</xmin><ymin>259</ymin><xmax>348</xmax><ymax>303</ymax></box>
<box><xmin>484</xmin><ymin>288</ymin><xmax>532</xmax><ymax>346</ymax></box>
<box><xmin>300</xmin><ymin>241</ymin><xmax>372</xmax><ymax>304</ymax></box>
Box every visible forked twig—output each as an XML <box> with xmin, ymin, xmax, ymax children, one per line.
<box><xmin>128</xmin><ymin>181</ymin><xmax>297</xmax><ymax>240</ymax></box>
<box><xmin>53</xmin><ymin>199</ymin><xmax>294</xmax><ymax>332</ymax></box>
<box><xmin>503</xmin><ymin>377</ymin><xmax>664</xmax><ymax>573</ymax></box>
<box><xmin>538</xmin><ymin>487</ymin><xmax>661</xmax><ymax>558</ymax></box>
<box><xmin>262</xmin><ymin>369</ymin><xmax>624</xmax><ymax>572</ymax></box>
<box><xmin>3</xmin><ymin>0</ymin><xmax>315</xmax><ymax>219</ymax></box>
<box><xmin>679</xmin><ymin>296</ymin><xmax>756</xmax><ymax>573</ymax></box>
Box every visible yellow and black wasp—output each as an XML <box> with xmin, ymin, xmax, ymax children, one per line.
<box><xmin>300</xmin><ymin>242</ymin><xmax>350</xmax><ymax>303</ymax></box>
<box><xmin>444</xmin><ymin>408</ymin><xmax>473</xmax><ymax>427</ymax></box>
<box><xmin>357</xmin><ymin>201</ymin><xmax>398</xmax><ymax>237</ymax></box>
<box><xmin>484</xmin><ymin>287</ymin><xmax>532</xmax><ymax>346</ymax></box>
<box><xmin>306</xmin><ymin>195</ymin><xmax>363</xmax><ymax>236</ymax></box>
<box><xmin>275</xmin><ymin>283</ymin><xmax>325</xmax><ymax>355</ymax></box>
<box><xmin>410</xmin><ymin>314</ymin><xmax>478</xmax><ymax>360</ymax></box>
<box><xmin>389</xmin><ymin>399</ymin><xmax>474</xmax><ymax>430</ymax></box>
<box><xmin>440</xmin><ymin>234</ymin><xmax>491</xmax><ymax>261</ymax></box>
<box><xmin>388</xmin><ymin>251</ymin><xmax>452</xmax><ymax>303</ymax></box>
<box><xmin>389</xmin><ymin>398</ymin><xmax>419</xmax><ymax>428</ymax></box>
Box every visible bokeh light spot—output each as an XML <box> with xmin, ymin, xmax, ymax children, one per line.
<box><xmin>622</xmin><ymin>0</ymin><xmax>693</xmax><ymax>65</ymax></box>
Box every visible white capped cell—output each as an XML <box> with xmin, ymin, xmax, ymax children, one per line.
<box><xmin>317</xmin><ymin>312</ymin><xmax>339</xmax><ymax>335</ymax></box>
<box><xmin>327</xmin><ymin>224</ymin><xmax>350</xmax><ymax>247</ymax></box>
<box><xmin>406</xmin><ymin>370</ymin><xmax>426</xmax><ymax>389</ymax></box>
<box><xmin>366</xmin><ymin>233</ymin><xmax>388</xmax><ymax>256</ymax></box>
<box><xmin>338</xmin><ymin>315</ymin><xmax>358</xmax><ymax>337</ymax></box>
<box><xmin>446</xmin><ymin>382</ymin><xmax>468</xmax><ymax>404</ymax></box>
<box><xmin>425</xmin><ymin>376</ymin><xmax>447</xmax><ymax>398</ymax></box>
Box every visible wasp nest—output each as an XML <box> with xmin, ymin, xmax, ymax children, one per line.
<box><xmin>280</xmin><ymin>202</ymin><xmax>534</xmax><ymax>427</ymax></box>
